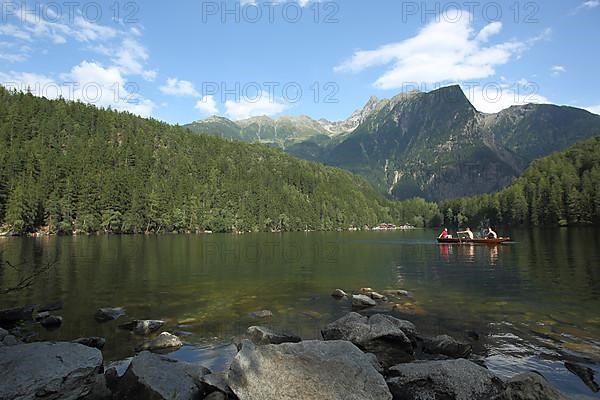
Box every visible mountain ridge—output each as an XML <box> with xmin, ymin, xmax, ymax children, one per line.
<box><xmin>185</xmin><ymin>85</ymin><xmax>600</xmax><ymax>201</ymax></box>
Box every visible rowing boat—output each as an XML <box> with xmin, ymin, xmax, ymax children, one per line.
<box><xmin>437</xmin><ymin>237</ymin><xmax>511</xmax><ymax>244</ymax></box>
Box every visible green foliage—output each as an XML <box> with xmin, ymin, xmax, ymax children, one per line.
<box><xmin>439</xmin><ymin>137</ymin><xmax>600</xmax><ymax>227</ymax></box>
<box><xmin>0</xmin><ymin>87</ymin><xmax>441</xmax><ymax>234</ymax></box>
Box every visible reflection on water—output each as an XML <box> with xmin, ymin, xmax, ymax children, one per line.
<box><xmin>1</xmin><ymin>228</ymin><xmax>599</xmax><ymax>398</ymax></box>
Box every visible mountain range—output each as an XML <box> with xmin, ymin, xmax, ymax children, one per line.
<box><xmin>185</xmin><ymin>85</ymin><xmax>600</xmax><ymax>201</ymax></box>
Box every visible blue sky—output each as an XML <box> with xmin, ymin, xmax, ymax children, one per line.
<box><xmin>0</xmin><ymin>0</ymin><xmax>598</xmax><ymax>124</ymax></box>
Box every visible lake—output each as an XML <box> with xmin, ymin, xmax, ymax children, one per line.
<box><xmin>1</xmin><ymin>228</ymin><xmax>599</xmax><ymax>398</ymax></box>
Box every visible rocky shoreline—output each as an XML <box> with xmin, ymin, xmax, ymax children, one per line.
<box><xmin>1</xmin><ymin>289</ymin><xmax>597</xmax><ymax>399</ymax></box>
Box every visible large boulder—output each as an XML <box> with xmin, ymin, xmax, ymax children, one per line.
<box><xmin>114</xmin><ymin>351</ymin><xmax>210</xmax><ymax>399</ymax></box>
<box><xmin>136</xmin><ymin>332</ymin><xmax>183</xmax><ymax>353</ymax></box>
<box><xmin>119</xmin><ymin>320</ymin><xmax>165</xmax><ymax>335</ymax></box>
<box><xmin>496</xmin><ymin>372</ymin><xmax>570</xmax><ymax>400</ymax></box>
<box><xmin>321</xmin><ymin>312</ymin><xmax>415</xmax><ymax>367</ymax></box>
<box><xmin>246</xmin><ymin>326</ymin><xmax>301</xmax><ymax>345</ymax></box>
<box><xmin>386</xmin><ymin>359</ymin><xmax>504</xmax><ymax>400</ymax></box>
<box><xmin>0</xmin><ymin>342</ymin><xmax>104</xmax><ymax>399</ymax></box>
<box><xmin>227</xmin><ymin>340</ymin><xmax>392</xmax><ymax>400</ymax></box>
<box><xmin>421</xmin><ymin>334</ymin><xmax>472</xmax><ymax>359</ymax></box>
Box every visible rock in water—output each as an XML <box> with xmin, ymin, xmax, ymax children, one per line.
<box><xmin>115</xmin><ymin>351</ymin><xmax>210</xmax><ymax>399</ymax></box>
<box><xmin>331</xmin><ymin>289</ymin><xmax>348</xmax><ymax>298</ymax></box>
<box><xmin>0</xmin><ymin>342</ymin><xmax>104</xmax><ymax>399</ymax></box>
<box><xmin>0</xmin><ymin>327</ymin><xmax>8</xmax><ymax>340</ymax></box>
<box><xmin>498</xmin><ymin>372</ymin><xmax>570</xmax><ymax>400</ymax></box>
<box><xmin>422</xmin><ymin>334</ymin><xmax>472</xmax><ymax>359</ymax></box>
<box><xmin>0</xmin><ymin>305</ymin><xmax>34</xmax><ymax>325</ymax></box>
<box><xmin>249</xmin><ymin>310</ymin><xmax>273</xmax><ymax>319</ymax></box>
<box><xmin>387</xmin><ymin>359</ymin><xmax>504</xmax><ymax>400</ymax></box>
<box><xmin>119</xmin><ymin>320</ymin><xmax>165</xmax><ymax>335</ymax></box>
<box><xmin>38</xmin><ymin>300</ymin><xmax>64</xmax><ymax>313</ymax></box>
<box><xmin>73</xmin><ymin>337</ymin><xmax>106</xmax><ymax>350</ymax></box>
<box><xmin>321</xmin><ymin>312</ymin><xmax>415</xmax><ymax>367</ymax></box>
<box><xmin>565</xmin><ymin>361</ymin><xmax>599</xmax><ymax>393</ymax></box>
<box><xmin>227</xmin><ymin>340</ymin><xmax>392</xmax><ymax>400</ymax></box>
<box><xmin>40</xmin><ymin>315</ymin><xmax>63</xmax><ymax>329</ymax></box>
<box><xmin>352</xmin><ymin>294</ymin><xmax>377</xmax><ymax>307</ymax></box>
<box><xmin>136</xmin><ymin>332</ymin><xmax>183</xmax><ymax>352</ymax></box>
<box><xmin>246</xmin><ymin>326</ymin><xmax>301</xmax><ymax>346</ymax></box>
<box><xmin>94</xmin><ymin>307</ymin><xmax>126</xmax><ymax>323</ymax></box>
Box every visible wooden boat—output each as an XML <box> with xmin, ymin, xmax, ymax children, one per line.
<box><xmin>437</xmin><ymin>237</ymin><xmax>511</xmax><ymax>244</ymax></box>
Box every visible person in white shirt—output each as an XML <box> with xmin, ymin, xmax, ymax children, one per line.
<box><xmin>486</xmin><ymin>227</ymin><xmax>498</xmax><ymax>239</ymax></box>
<box><xmin>457</xmin><ymin>227</ymin><xmax>474</xmax><ymax>240</ymax></box>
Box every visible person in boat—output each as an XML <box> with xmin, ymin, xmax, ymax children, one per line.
<box><xmin>438</xmin><ymin>228</ymin><xmax>449</xmax><ymax>239</ymax></box>
<box><xmin>485</xmin><ymin>227</ymin><xmax>498</xmax><ymax>239</ymax></box>
<box><xmin>457</xmin><ymin>227</ymin><xmax>474</xmax><ymax>240</ymax></box>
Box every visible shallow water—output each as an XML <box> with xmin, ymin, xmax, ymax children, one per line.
<box><xmin>1</xmin><ymin>228</ymin><xmax>599</xmax><ymax>398</ymax></box>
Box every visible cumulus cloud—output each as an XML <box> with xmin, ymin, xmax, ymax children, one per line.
<box><xmin>195</xmin><ymin>96</ymin><xmax>219</xmax><ymax>115</ymax></box>
<box><xmin>160</xmin><ymin>78</ymin><xmax>200</xmax><ymax>97</ymax></box>
<box><xmin>335</xmin><ymin>11</ymin><xmax>544</xmax><ymax>90</ymax></box>
<box><xmin>225</xmin><ymin>91</ymin><xmax>288</xmax><ymax>119</ymax></box>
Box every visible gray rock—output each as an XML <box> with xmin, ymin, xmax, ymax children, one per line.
<box><xmin>249</xmin><ymin>310</ymin><xmax>273</xmax><ymax>319</ymax></box>
<box><xmin>387</xmin><ymin>359</ymin><xmax>504</xmax><ymax>400</ymax></box>
<box><xmin>119</xmin><ymin>320</ymin><xmax>165</xmax><ymax>335</ymax></box>
<box><xmin>199</xmin><ymin>372</ymin><xmax>234</xmax><ymax>397</ymax></box>
<box><xmin>114</xmin><ymin>351</ymin><xmax>210</xmax><ymax>399</ymax></box>
<box><xmin>3</xmin><ymin>334</ymin><xmax>19</xmax><ymax>346</ymax></box>
<box><xmin>73</xmin><ymin>337</ymin><xmax>106</xmax><ymax>350</ymax></box>
<box><xmin>422</xmin><ymin>334</ymin><xmax>472</xmax><ymax>359</ymax></box>
<box><xmin>331</xmin><ymin>289</ymin><xmax>348</xmax><ymax>298</ymax></box>
<box><xmin>352</xmin><ymin>294</ymin><xmax>377</xmax><ymax>307</ymax></box>
<box><xmin>369</xmin><ymin>292</ymin><xmax>386</xmax><ymax>300</ymax></box>
<box><xmin>321</xmin><ymin>312</ymin><xmax>415</xmax><ymax>368</ymax></box>
<box><xmin>38</xmin><ymin>300</ymin><xmax>64</xmax><ymax>313</ymax></box>
<box><xmin>95</xmin><ymin>307</ymin><xmax>126</xmax><ymax>323</ymax></box>
<box><xmin>36</xmin><ymin>311</ymin><xmax>51</xmax><ymax>320</ymax></box>
<box><xmin>40</xmin><ymin>315</ymin><xmax>63</xmax><ymax>329</ymax></box>
<box><xmin>247</xmin><ymin>326</ymin><xmax>301</xmax><ymax>345</ymax></box>
<box><xmin>565</xmin><ymin>361</ymin><xmax>599</xmax><ymax>393</ymax></box>
<box><xmin>496</xmin><ymin>372</ymin><xmax>570</xmax><ymax>400</ymax></box>
<box><xmin>0</xmin><ymin>305</ymin><xmax>34</xmax><ymax>324</ymax></box>
<box><xmin>136</xmin><ymin>332</ymin><xmax>183</xmax><ymax>353</ymax></box>
<box><xmin>227</xmin><ymin>339</ymin><xmax>392</xmax><ymax>400</ymax></box>
<box><xmin>0</xmin><ymin>327</ymin><xmax>7</xmax><ymax>340</ymax></box>
<box><xmin>0</xmin><ymin>342</ymin><xmax>104</xmax><ymax>400</ymax></box>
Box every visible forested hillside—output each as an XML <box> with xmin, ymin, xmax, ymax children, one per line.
<box><xmin>439</xmin><ymin>136</ymin><xmax>600</xmax><ymax>227</ymax></box>
<box><xmin>0</xmin><ymin>87</ymin><xmax>441</xmax><ymax>235</ymax></box>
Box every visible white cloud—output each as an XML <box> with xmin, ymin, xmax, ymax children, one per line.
<box><xmin>160</xmin><ymin>78</ymin><xmax>200</xmax><ymax>97</ymax></box>
<box><xmin>464</xmin><ymin>82</ymin><xmax>550</xmax><ymax>114</ymax></box>
<box><xmin>0</xmin><ymin>24</ymin><xmax>32</xmax><ymax>41</ymax></box>
<box><xmin>0</xmin><ymin>62</ymin><xmax>156</xmax><ymax>117</ymax></box>
<box><xmin>195</xmin><ymin>96</ymin><xmax>219</xmax><ymax>115</ymax></box>
<box><xmin>550</xmin><ymin>65</ymin><xmax>566</xmax><ymax>77</ymax></box>
<box><xmin>112</xmin><ymin>38</ymin><xmax>156</xmax><ymax>81</ymax></box>
<box><xmin>335</xmin><ymin>11</ymin><xmax>539</xmax><ymax>90</ymax></box>
<box><xmin>225</xmin><ymin>91</ymin><xmax>288</xmax><ymax>120</ymax></box>
<box><xmin>572</xmin><ymin>1</ymin><xmax>599</xmax><ymax>14</ymax></box>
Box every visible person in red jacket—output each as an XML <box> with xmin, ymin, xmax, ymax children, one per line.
<box><xmin>438</xmin><ymin>228</ymin><xmax>449</xmax><ymax>239</ymax></box>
